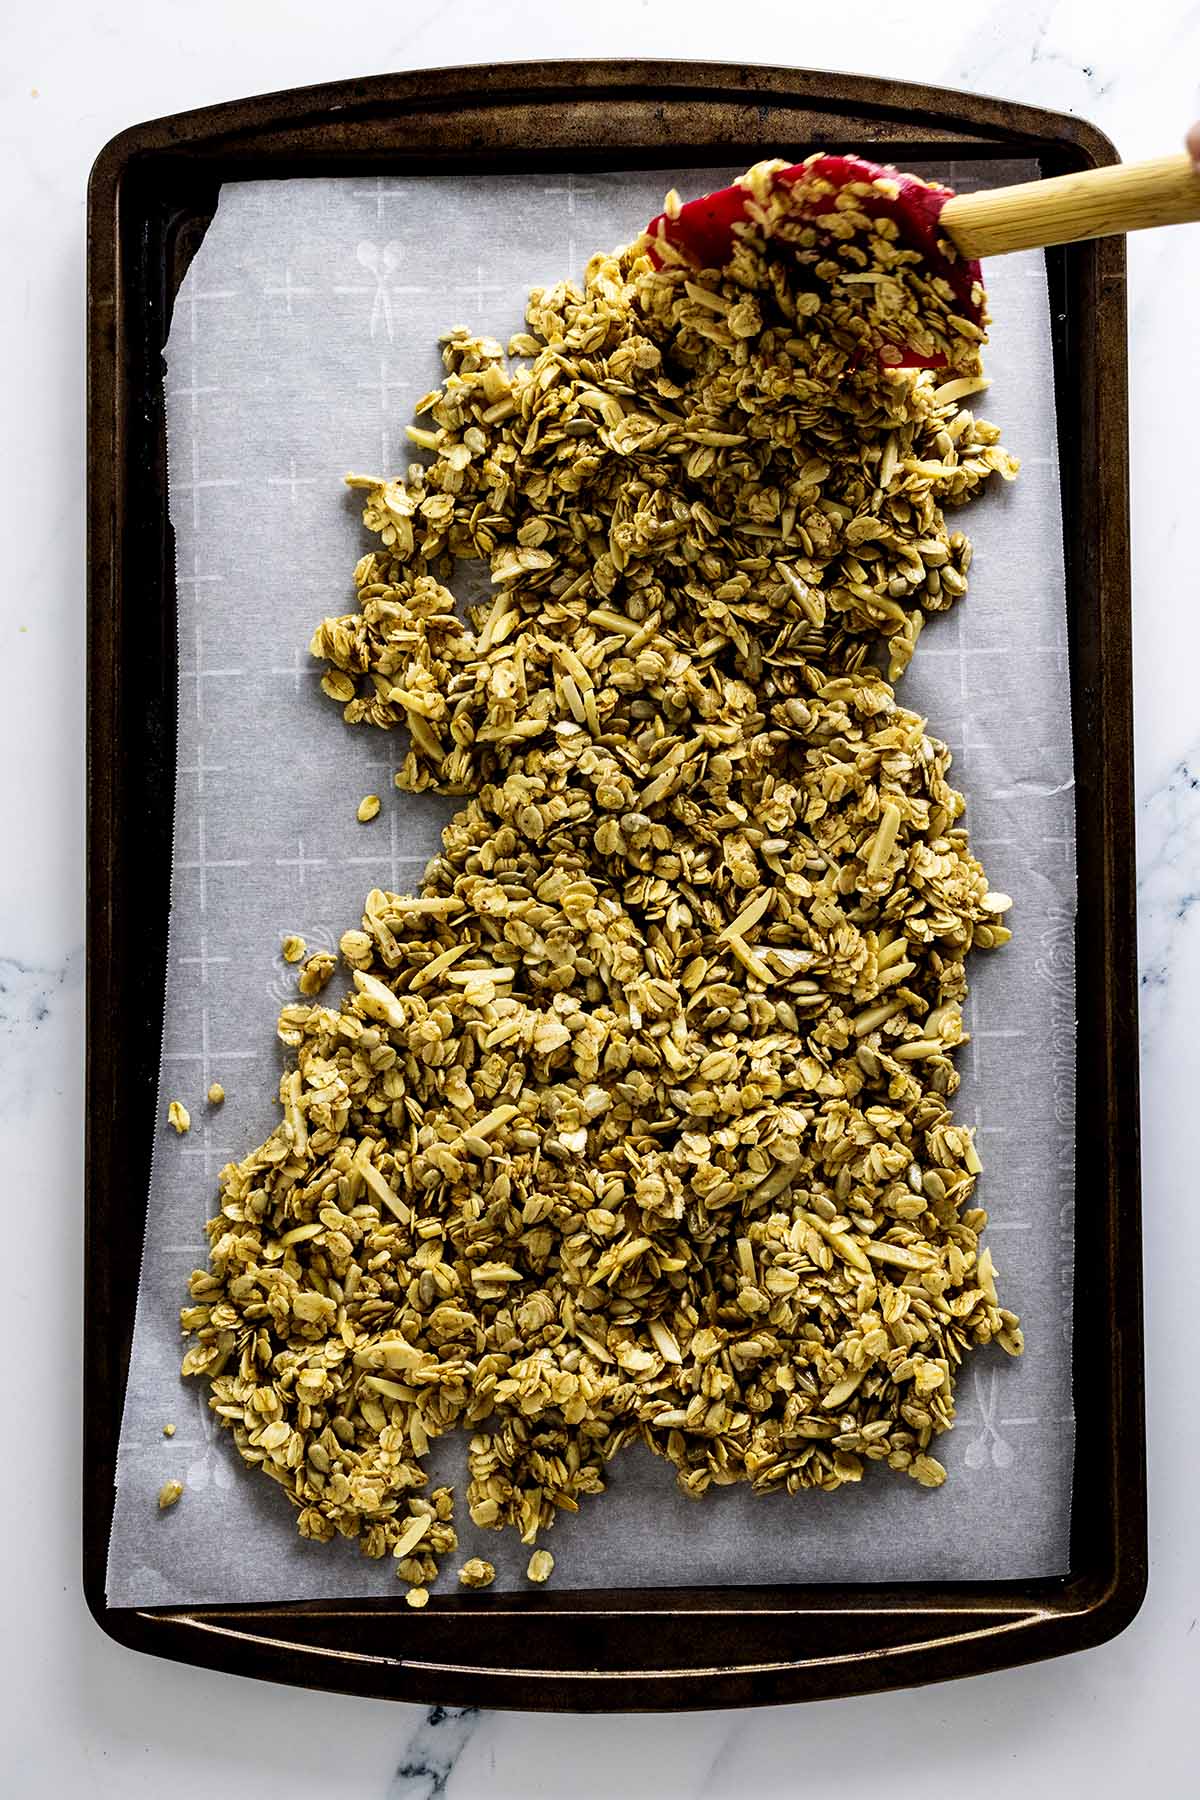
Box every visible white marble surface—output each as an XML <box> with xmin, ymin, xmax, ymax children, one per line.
<box><xmin>3</xmin><ymin>0</ymin><xmax>1198</xmax><ymax>1792</ymax></box>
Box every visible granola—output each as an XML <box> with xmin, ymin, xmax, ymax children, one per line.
<box><xmin>182</xmin><ymin>158</ymin><xmax>1021</xmax><ymax>1583</ymax></box>
<box><xmin>457</xmin><ymin>1557</ymin><xmax>497</xmax><ymax>1590</ymax></box>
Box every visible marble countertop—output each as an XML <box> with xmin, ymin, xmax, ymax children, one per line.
<box><xmin>3</xmin><ymin>1</ymin><xmax>1198</xmax><ymax>1793</ymax></box>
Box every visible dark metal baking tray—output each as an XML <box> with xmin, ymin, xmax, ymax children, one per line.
<box><xmin>85</xmin><ymin>58</ymin><xmax>1145</xmax><ymax>1710</ymax></box>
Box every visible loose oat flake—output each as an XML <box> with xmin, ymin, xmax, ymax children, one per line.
<box><xmin>182</xmin><ymin>158</ymin><xmax>1022</xmax><ymax>1584</ymax></box>
<box><xmin>158</xmin><ymin>1480</ymin><xmax>184</xmax><ymax>1510</ymax></box>
<box><xmin>527</xmin><ymin>1548</ymin><xmax>555</xmax><ymax>1583</ymax></box>
<box><xmin>167</xmin><ymin>1100</ymin><xmax>190</xmax><ymax>1136</ymax></box>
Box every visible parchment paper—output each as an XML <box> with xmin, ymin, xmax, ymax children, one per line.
<box><xmin>107</xmin><ymin>163</ymin><xmax>1076</xmax><ymax>1605</ymax></box>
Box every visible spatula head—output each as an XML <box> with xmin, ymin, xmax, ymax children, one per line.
<box><xmin>644</xmin><ymin>154</ymin><xmax>984</xmax><ymax>370</ymax></box>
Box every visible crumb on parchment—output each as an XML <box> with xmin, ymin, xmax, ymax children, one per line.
<box><xmin>298</xmin><ymin>951</ymin><xmax>336</xmax><ymax>996</ymax></box>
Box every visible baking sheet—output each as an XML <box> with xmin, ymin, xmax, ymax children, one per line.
<box><xmin>106</xmin><ymin>161</ymin><xmax>1076</xmax><ymax>1606</ymax></box>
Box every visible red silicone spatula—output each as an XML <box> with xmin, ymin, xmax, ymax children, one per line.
<box><xmin>645</xmin><ymin>150</ymin><xmax>1200</xmax><ymax>362</ymax></box>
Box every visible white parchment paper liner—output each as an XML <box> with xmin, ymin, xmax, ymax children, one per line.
<box><xmin>107</xmin><ymin>163</ymin><xmax>1075</xmax><ymax>1604</ymax></box>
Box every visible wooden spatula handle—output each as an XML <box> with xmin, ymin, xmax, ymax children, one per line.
<box><xmin>941</xmin><ymin>153</ymin><xmax>1200</xmax><ymax>258</ymax></box>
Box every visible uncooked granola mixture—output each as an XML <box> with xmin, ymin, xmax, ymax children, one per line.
<box><xmin>180</xmin><ymin>157</ymin><xmax>1022</xmax><ymax>1594</ymax></box>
